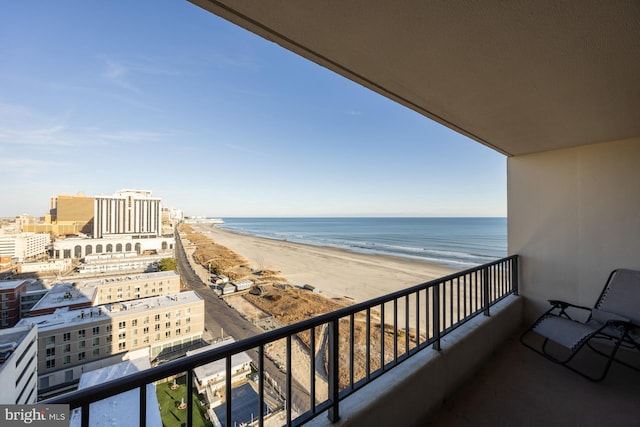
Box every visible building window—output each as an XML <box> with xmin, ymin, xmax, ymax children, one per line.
<box><xmin>106</xmin><ymin>336</ymin><xmax>112</xmax><ymax>343</ymax></box>
<box><xmin>45</xmin><ymin>336</ymin><xmax>55</xmax><ymax>346</ymax></box>
<box><xmin>143</xmin><ymin>336</ymin><xmax>149</xmax><ymax>344</ymax></box>
<box><xmin>78</xmin><ymin>352</ymin><xmax>86</xmax><ymax>361</ymax></box>
<box><xmin>63</xmin><ymin>344</ymin><xmax>71</xmax><ymax>353</ymax></box>
<box><xmin>132</xmin><ymin>319</ymin><xmax>138</xmax><ymax>327</ymax></box>
<box><xmin>165</xmin><ymin>331</ymin><xmax>171</xmax><ymax>338</ymax></box>
<box><xmin>154</xmin><ymin>314</ymin><xmax>160</xmax><ymax>321</ymax></box>
<box><xmin>63</xmin><ymin>332</ymin><xmax>71</xmax><ymax>342</ymax></box>
<box><xmin>93</xmin><ymin>349</ymin><xmax>100</xmax><ymax>357</ymax></box>
<box><xmin>63</xmin><ymin>355</ymin><xmax>70</xmax><ymax>365</ymax></box>
<box><xmin>175</xmin><ymin>320</ymin><xmax>181</xmax><ymax>326</ymax></box>
<box><xmin>118</xmin><ymin>321</ymin><xmax>126</xmax><ymax>329</ymax></box>
<box><xmin>106</xmin><ymin>325</ymin><xmax>112</xmax><ymax>333</ymax></box>
<box><xmin>165</xmin><ymin>312</ymin><xmax>171</xmax><ymax>319</ymax></box>
<box><xmin>46</xmin><ymin>348</ymin><xmax>55</xmax><ymax>357</ymax></box>
<box><xmin>118</xmin><ymin>342</ymin><xmax>126</xmax><ymax>350</ymax></box>
<box><xmin>79</xmin><ymin>341</ymin><xmax>85</xmax><ymax>349</ymax></box>
<box><xmin>176</xmin><ymin>329</ymin><xmax>181</xmax><ymax>336</ymax></box>
<box><xmin>92</xmin><ymin>326</ymin><xmax>99</xmax><ymax>335</ymax></box>
<box><xmin>133</xmin><ymin>339</ymin><xmax>138</xmax><ymax>347</ymax></box>
<box><xmin>143</xmin><ymin>316</ymin><xmax>149</xmax><ymax>324</ymax></box>
<box><xmin>186</xmin><ymin>326</ymin><xmax>191</xmax><ymax>333</ymax></box>
<box><xmin>46</xmin><ymin>359</ymin><xmax>55</xmax><ymax>369</ymax></box>
<box><xmin>155</xmin><ymin>334</ymin><xmax>160</xmax><ymax>341</ymax></box>
<box><xmin>143</xmin><ymin>327</ymin><xmax>149</xmax><ymax>334</ymax></box>
<box><xmin>165</xmin><ymin>322</ymin><xmax>170</xmax><ymax>329</ymax></box>
<box><xmin>154</xmin><ymin>324</ymin><xmax>160</xmax><ymax>332</ymax></box>
<box><xmin>78</xmin><ymin>329</ymin><xmax>85</xmax><ymax>338</ymax></box>
<box><xmin>93</xmin><ymin>337</ymin><xmax>99</xmax><ymax>346</ymax></box>
<box><xmin>118</xmin><ymin>333</ymin><xmax>126</xmax><ymax>340</ymax></box>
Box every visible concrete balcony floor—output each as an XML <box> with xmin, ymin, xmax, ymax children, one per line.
<box><xmin>429</xmin><ymin>332</ymin><xmax>639</xmax><ymax>426</ymax></box>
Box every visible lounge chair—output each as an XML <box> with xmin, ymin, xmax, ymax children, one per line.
<box><xmin>520</xmin><ymin>268</ymin><xmax>640</xmax><ymax>381</ymax></box>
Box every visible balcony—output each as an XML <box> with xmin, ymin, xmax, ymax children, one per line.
<box><xmin>46</xmin><ymin>256</ymin><xmax>527</xmax><ymax>426</ymax></box>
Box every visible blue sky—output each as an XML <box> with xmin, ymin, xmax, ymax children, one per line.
<box><xmin>0</xmin><ymin>1</ymin><xmax>506</xmax><ymax>218</ymax></box>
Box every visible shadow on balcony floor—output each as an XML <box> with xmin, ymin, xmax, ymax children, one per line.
<box><xmin>429</xmin><ymin>332</ymin><xmax>639</xmax><ymax>427</ymax></box>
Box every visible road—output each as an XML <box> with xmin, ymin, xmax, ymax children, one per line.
<box><xmin>174</xmin><ymin>229</ymin><xmax>310</xmax><ymax>415</ymax></box>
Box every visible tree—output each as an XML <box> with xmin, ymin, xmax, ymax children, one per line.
<box><xmin>157</xmin><ymin>258</ymin><xmax>177</xmax><ymax>272</ymax></box>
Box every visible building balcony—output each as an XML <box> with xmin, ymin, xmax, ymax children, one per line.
<box><xmin>43</xmin><ymin>257</ymin><xmax>529</xmax><ymax>425</ymax></box>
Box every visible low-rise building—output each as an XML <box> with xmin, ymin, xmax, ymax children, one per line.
<box><xmin>68</xmin><ymin>350</ymin><xmax>162</xmax><ymax>427</ymax></box>
<box><xmin>0</xmin><ymin>279</ymin><xmax>30</xmax><ymax>328</ymax></box>
<box><xmin>0</xmin><ymin>325</ymin><xmax>38</xmax><ymax>404</ymax></box>
<box><xmin>189</xmin><ymin>338</ymin><xmax>253</xmax><ymax>394</ymax></box>
<box><xmin>28</xmin><ymin>271</ymin><xmax>181</xmax><ymax>316</ymax></box>
<box><xmin>0</xmin><ymin>233</ymin><xmax>51</xmax><ymax>263</ymax></box>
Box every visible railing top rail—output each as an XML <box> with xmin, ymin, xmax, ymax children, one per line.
<box><xmin>45</xmin><ymin>255</ymin><xmax>518</xmax><ymax>408</ymax></box>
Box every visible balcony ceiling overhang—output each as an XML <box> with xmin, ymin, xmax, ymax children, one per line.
<box><xmin>190</xmin><ymin>1</ymin><xmax>640</xmax><ymax>156</ymax></box>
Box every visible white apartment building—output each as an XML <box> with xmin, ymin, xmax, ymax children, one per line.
<box><xmin>94</xmin><ymin>189</ymin><xmax>162</xmax><ymax>239</ymax></box>
<box><xmin>16</xmin><ymin>291</ymin><xmax>205</xmax><ymax>394</ymax></box>
<box><xmin>0</xmin><ymin>232</ymin><xmax>51</xmax><ymax>262</ymax></box>
<box><xmin>0</xmin><ymin>325</ymin><xmax>38</xmax><ymax>404</ymax></box>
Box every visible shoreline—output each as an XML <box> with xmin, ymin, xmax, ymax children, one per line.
<box><xmin>191</xmin><ymin>223</ymin><xmax>459</xmax><ymax>304</ymax></box>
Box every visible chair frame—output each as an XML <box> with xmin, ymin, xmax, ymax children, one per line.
<box><xmin>521</xmin><ymin>269</ymin><xmax>640</xmax><ymax>381</ymax></box>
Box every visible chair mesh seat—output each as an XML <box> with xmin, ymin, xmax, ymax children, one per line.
<box><xmin>533</xmin><ymin>315</ymin><xmax>597</xmax><ymax>350</ymax></box>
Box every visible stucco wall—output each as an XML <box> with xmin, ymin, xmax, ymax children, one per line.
<box><xmin>508</xmin><ymin>137</ymin><xmax>640</xmax><ymax>322</ymax></box>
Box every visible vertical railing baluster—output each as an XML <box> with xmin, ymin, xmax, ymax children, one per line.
<box><xmin>82</xmin><ymin>402</ymin><xmax>89</xmax><ymax>427</ymax></box>
<box><xmin>187</xmin><ymin>370</ymin><xmax>194</xmax><ymax>427</ymax></box>
<box><xmin>380</xmin><ymin>303</ymin><xmax>385</xmax><ymax>370</ymax></box>
<box><xmin>393</xmin><ymin>298</ymin><xmax>398</xmax><ymax>362</ymax></box>
<box><xmin>425</xmin><ymin>287</ymin><xmax>430</xmax><ymax>342</ymax></box>
<box><xmin>463</xmin><ymin>275</ymin><xmax>467</xmax><ymax>319</ymax></box>
<box><xmin>365</xmin><ymin>307</ymin><xmax>371</xmax><ymax>378</ymax></box>
<box><xmin>349</xmin><ymin>314</ymin><xmax>354</xmax><ymax>389</ymax></box>
<box><xmin>405</xmin><ymin>295</ymin><xmax>409</xmax><ymax>356</ymax></box>
<box><xmin>286</xmin><ymin>335</ymin><xmax>292</xmax><ymax>426</ymax></box>
<box><xmin>449</xmin><ymin>279</ymin><xmax>453</xmax><ymax>328</ymax></box>
<box><xmin>483</xmin><ymin>266</ymin><xmax>490</xmax><ymax>316</ymax></box>
<box><xmin>259</xmin><ymin>345</ymin><xmax>265</xmax><ymax>427</ymax></box>
<box><xmin>225</xmin><ymin>357</ymin><xmax>231</xmax><ymax>427</ymax></box>
<box><xmin>140</xmin><ymin>383</ymin><xmax>147</xmax><ymax>427</ymax></box>
<box><xmin>456</xmin><ymin>277</ymin><xmax>461</xmax><ymax>323</ymax></box>
<box><xmin>433</xmin><ymin>283</ymin><xmax>441</xmax><ymax>351</ymax></box>
<box><xmin>327</xmin><ymin>318</ymin><xmax>340</xmax><ymax>422</ymax></box>
<box><xmin>310</xmin><ymin>327</ymin><xmax>316</xmax><ymax>413</ymax></box>
<box><xmin>513</xmin><ymin>256</ymin><xmax>519</xmax><ymax>295</ymax></box>
<box><xmin>415</xmin><ymin>290</ymin><xmax>420</xmax><ymax>351</ymax></box>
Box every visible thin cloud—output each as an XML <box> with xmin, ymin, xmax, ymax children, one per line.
<box><xmin>0</xmin><ymin>157</ymin><xmax>69</xmax><ymax>176</ymax></box>
<box><xmin>100</xmin><ymin>55</ymin><xmax>182</xmax><ymax>93</ymax></box>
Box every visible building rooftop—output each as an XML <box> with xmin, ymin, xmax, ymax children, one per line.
<box><xmin>0</xmin><ymin>279</ymin><xmax>29</xmax><ymax>291</ymax></box>
<box><xmin>0</xmin><ymin>326</ymin><xmax>34</xmax><ymax>365</ymax></box>
<box><xmin>17</xmin><ymin>291</ymin><xmax>202</xmax><ymax>332</ymax></box>
<box><xmin>77</xmin><ymin>270</ymin><xmax>178</xmax><ymax>288</ymax></box>
<box><xmin>29</xmin><ymin>271</ymin><xmax>180</xmax><ymax>312</ymax></box>
<box><xmin>188</xmin><ymin>338</ymin><xmax>253</xmax><ymax>384</ymax></box>
<box><xmin>69</xmin><ymin>351</ymin><xmax>162</xmax><ymax>427</ymax></box>
<box><xmin>29</xmin><ymin>282</ymin><xmax>96</xmax><ymax>312</ymax></box>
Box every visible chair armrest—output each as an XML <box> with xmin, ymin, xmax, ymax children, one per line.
<box><xmin>548</xmin><ymin>300</ymin><xmax>591</xmax><ymax>311</ymax></box>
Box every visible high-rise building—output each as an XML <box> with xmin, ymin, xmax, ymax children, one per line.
<box><xmin>50</xmin><ymin>194</ymin><xmax>95</xmax><ymax>236</ymax></box>
<box><xmin>94</xmin><ymin>190</ymin><xmax>162</xmax><ymax>239</ymax></box>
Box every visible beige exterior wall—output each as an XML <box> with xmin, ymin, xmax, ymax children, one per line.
<box><xmin>31</xmin><ymin>292</ymin><xmax>204</xmax><ymax>391</ymax></box>
<box><xmin>92</xmin><ymin>272</ymin><xmax>181</xmax><ymax>305</ymax></box>
<box><xmin>508</xmin><ymin>136</ymin><xmax>640</xmax><ymax>321</ymax></box>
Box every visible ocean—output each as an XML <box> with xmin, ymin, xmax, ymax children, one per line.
<box><xmin>218</xmin><ymin>217</ymin><xmax>507</xmax><ymax>269</ymax></box>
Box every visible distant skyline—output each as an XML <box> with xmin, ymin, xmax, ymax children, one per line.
<box><xmin>1</xmin><ymin>2</ymin><xmax>506</xmax><ymax>218</ymax></box>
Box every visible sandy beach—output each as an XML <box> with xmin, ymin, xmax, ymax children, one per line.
<box><xmin>192</xmin><ymin>223</ymin><xmax>458</xmax><ymax>304</ymax></box>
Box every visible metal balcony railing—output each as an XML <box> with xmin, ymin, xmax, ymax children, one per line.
<box><xmin>45</xmin><ymin>255</ymin><xmax>518</xmax><ymax>426</ymax></box>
